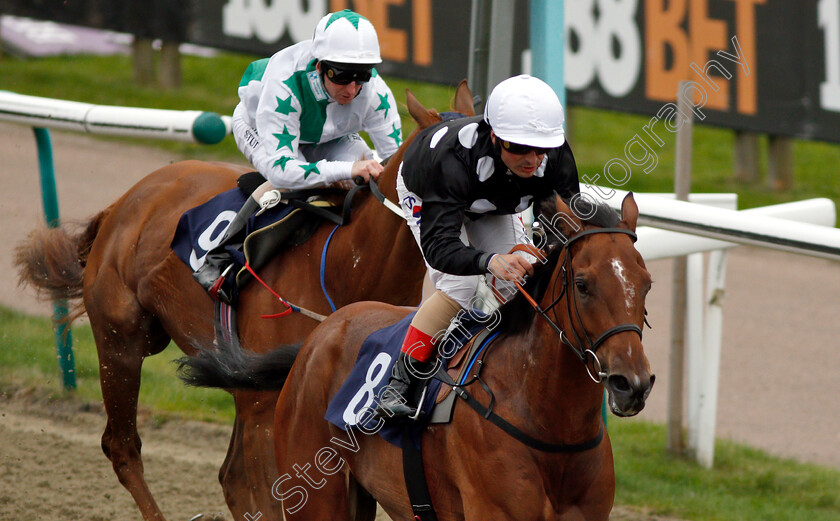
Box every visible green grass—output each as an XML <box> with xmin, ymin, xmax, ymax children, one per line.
<box><xmin>0</xmin><ymin>306</ymin><xmax>234</xmax><ymax>423</ymax></box>
<box><xmin>3</xmin><ymin>52</ymin><xmax>840</xmax><ymax>520</ymax></box>
<box><xmin>611</xmin><ymin>420</ymin><xmax>840</xmax><ymax>521</ymax></box>
<box><xmin>2</xmin><ymin>305</ymin><xmax>839</xmax><ymax>521</ymax></box>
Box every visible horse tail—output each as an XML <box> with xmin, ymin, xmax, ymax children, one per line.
<box><xmin>14</xmin><ymin>207</ymin><xmax>111</xmax><ymax>317</ymax></box>
<box><xmin>176</xmin><ymin>340</ymin><xmax>302</xmax><ymax>391</ymax></box>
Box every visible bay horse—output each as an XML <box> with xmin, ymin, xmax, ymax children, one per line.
<box><xmin>179</xmin><ymin>193</ymin><xmax>655</xmax><ymax>520</ymax></box>
<box><xmin>14</xmin><ymin>82</ymin><xmax>477</xmax><ymax>521</ymax></box>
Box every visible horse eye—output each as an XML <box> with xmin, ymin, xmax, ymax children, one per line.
<box><xmin>575</xmin><ymin>277</ymin><xmax>588</xmax><ymax>295</ymax></box>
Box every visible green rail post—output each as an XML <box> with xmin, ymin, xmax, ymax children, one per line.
<box><xmin>33</xmin><ymin>127</ymin><xmax>76</xmax><ymax>391</ymax></box>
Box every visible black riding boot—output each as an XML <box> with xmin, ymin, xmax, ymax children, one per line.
<box><xmin>192</xmin><ymin>196</ymin><xmax>260</xmax><ymax>303</ymax></box>
<box><xmin>375</xmin><ymin>352</ymin><xmax>434</xmax><ymax>423</ymax></box>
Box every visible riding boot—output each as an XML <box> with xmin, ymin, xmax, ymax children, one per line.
<box><xmin>193</xmin><ymin>196</ymin><xmax>261</xmax><ymax>303</ymax></box>
<box><xmin>375</xmin><ymin>352</ymin><xmax>436</xmax><ymax>423</ymax></box>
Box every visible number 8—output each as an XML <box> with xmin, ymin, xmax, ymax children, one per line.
<box><xmin>343</xmin><ymin>352</ymin><xmax>392</xmax><ymax>425</ymax></box>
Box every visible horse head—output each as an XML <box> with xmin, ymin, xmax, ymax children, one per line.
<box><xmin>533</xmin><ymin>192</ymin><xmax>655</xmax><ymax>417</ymax></box>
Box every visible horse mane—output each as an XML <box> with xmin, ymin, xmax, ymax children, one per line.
<box><xmin>495</xmin><ymin>196</ymin><xmax>620</xmax><ymax>336</ymax></box>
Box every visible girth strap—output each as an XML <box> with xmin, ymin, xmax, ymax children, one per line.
<box><xmin>402</xmin><ymin>430</ymin><xmax>438</xmax><ymax>521</ymax></box>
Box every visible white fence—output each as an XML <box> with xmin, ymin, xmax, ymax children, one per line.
<box><xmin>0</xmin><ymin>91</ymin><xmax>231</xmax><ymax>144</ymax></box>
<box><xmin>1</xmin><ymin>91</ymin><xmax>231</xmax><ymax>389</ymax></box>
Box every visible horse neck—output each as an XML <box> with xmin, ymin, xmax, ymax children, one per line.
<box><xmin>332</xmin><ymin>130</ymin><xmax>425</xmax><ymax>305</ymax></box>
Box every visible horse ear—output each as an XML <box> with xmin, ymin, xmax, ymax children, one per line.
<box><xmin>620</xmin><ymin>192</ymin><xmax>639</xmax><ymax>232</ymax></box>
<box><xmin>406</xmin><ymin>88</ymin><xmax>442</xmax><ymax>129</ymax></box>
<box><xmin>452</xmin><ymin>79</ymin><xmax>476</xmax><ymax>117</ymax></box>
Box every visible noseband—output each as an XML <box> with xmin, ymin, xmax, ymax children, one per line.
<box><xmin>518</xmin><ymin>228</ymin><xmax>643</xmax><ymax>383</ymax></box>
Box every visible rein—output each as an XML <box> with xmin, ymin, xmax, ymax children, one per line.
<box><xmin>282</xmin><ymin>181</ymin><xmax>368</xmax><ymax>226</ymax></box>
<box><xmin>435</xmin><ymin>361</ymin><xmax>604</xmax><ymax>453</ymax></box>
<box><xmin>368</xmin><ymin>177</ymin><xmax>405</xmax><ymax>218</ymax></box>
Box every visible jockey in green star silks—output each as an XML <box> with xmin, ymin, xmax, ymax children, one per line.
<box><xmin>193</xmin><ymin>9</ymin><xmax>403</xmax><ymax>302</ymax></box>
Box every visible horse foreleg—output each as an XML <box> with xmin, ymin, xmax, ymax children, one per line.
<box><xmin>218</xmin><ymin>390</ymin><xmax>285</xmax><ymax>520</ymax></box>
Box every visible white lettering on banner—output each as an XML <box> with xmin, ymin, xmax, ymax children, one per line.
<box><xmin>188</xmin><ymin>210</ymin><xmax>236</xmax><ymax>270</ymax></box>
<box><xmin>819</xmin><ymin>0</ymin><xmax>840</xmax><ymax>111</ymax></box>
<box><xmin>222</xmin><ymin>0</ymin><xmax>250</xmax><ymax>38</ymax></box>
<box><xmin>565</xmin><ymin>0</ymin><xmax>597</xmax><ymax>91</ymax></box>
<box><xmin>565</xmin><ymin>0</ymin><xmax>641</xmax><ymax>97</ymax></box>
<box><xmin>288</xmin><ymin>0</ymin><xmax>325</xmax><ymax>42</ymax></box>
<box><xmin>222</xmin><ymin>0</ymin><xmax>326</xmax><ymax>43</ymax></box>
<box><xmin>342</xmin><ymin>352</ymin><xmax>392</xmax><ymax>426</ymax></box>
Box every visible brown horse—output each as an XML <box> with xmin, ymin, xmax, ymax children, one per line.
<box><xmin>14</xmin><ymin>82</ymin><xmax>477</xmax><ymax>521</ymax></box>
<box><xmin>179</xmin><ymin>193</ymin><xmax>655</xmax><ymax>520</ymax></box>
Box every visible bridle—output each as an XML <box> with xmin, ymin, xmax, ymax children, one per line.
<box><xmin>516</xmin><ymin>227</ymin><xmax>644</xmax><ymax>383</ymax></box>
<box><xmin>431</xmin><ymin>226</ymin><xmax>646</xmax><ymax>454</ymax></box>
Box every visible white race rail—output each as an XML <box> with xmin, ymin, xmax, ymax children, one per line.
<box><xmin>582</xmin><ymin>185</ymin><xmax>840</xmax><ymax>262</ymax></box>
<box><xmin>637</xmin><ymin>198</ymin><xmax>836</xmax><ymax>260</ymax></box>
<box><xmin>2</xmin><ymin>91</ymin><xmax>231</xmax><ymax>390</ymax></box>
<box><xmin>0</xmin><ymin>91</ymin><xmax>231</xmax><ymax>144</ymax></box>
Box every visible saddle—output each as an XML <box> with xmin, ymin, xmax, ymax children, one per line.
<box><xmin>428</xmin><ymin>328</ymin><xmax>495</xmax><ymax>424</ymax></box>
<box><xmin>231</xmin><ymin>200</ymin><xmax>330</xmax><ymax>289</ymax></box>
<box><xmin>172</xmin><ymin>172</ymin><xmax>368</xmax><ymax>305</ymax></box>
<box><xmin>324</xmin><ymin>312</ymin><xmax>498</xmax><ymax>446</ymax></box>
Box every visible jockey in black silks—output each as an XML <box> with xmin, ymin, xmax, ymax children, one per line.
<box><xmin>374</xmin><ymin>75</ymin><xmax>582</xmax><ymax>422</ymax></box>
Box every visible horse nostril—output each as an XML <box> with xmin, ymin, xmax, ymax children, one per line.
<box><xmin>608</xmin><ymin>375</ymin><xmax>631</xmax><ymax>394</ymax></box>
<box><xmin>649</xmin><ymin>374</ymin><xmax>656</xmax><ymax>388</ymax></box>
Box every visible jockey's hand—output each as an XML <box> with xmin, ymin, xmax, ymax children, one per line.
<box><xmin>351</xmin><ymin>159</ymin><xmax>384</xmax><ymax>183</ymax></box>
<box><xmin>488</xmin><ymin>253</ymin><xmax>534</xmax><ymax>282</ymax></box>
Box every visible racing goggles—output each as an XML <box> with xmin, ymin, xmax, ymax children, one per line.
<box><xmin>500</xmin><ymin>139</ymin><xmax>551</xmax><ymax>156</ymax></box>
<box><xmin>321</xmin><ymin>61</ymin><xmax>373</xmax><ymax>85</ymax></box>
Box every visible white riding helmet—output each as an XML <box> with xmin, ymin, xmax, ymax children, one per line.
<box><xmin>311</xmin><ymin>10</ymin><xmax>382</xmax><ymax>65</ymax></box>
<box><xmin>484</xmin><ymin>75</ymin><xmax>566</xmax><ymax>148</ymax></box>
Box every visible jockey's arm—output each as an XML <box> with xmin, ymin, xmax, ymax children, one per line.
<box><xmin>363</xmin><ymin>76</ymin><xmax>403</xmax><ymax>162</ymax></box>
<box><xmin>419</xmin><ymin>202</ymin><xmax>495</xmax><ymax>276</ymax></box>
